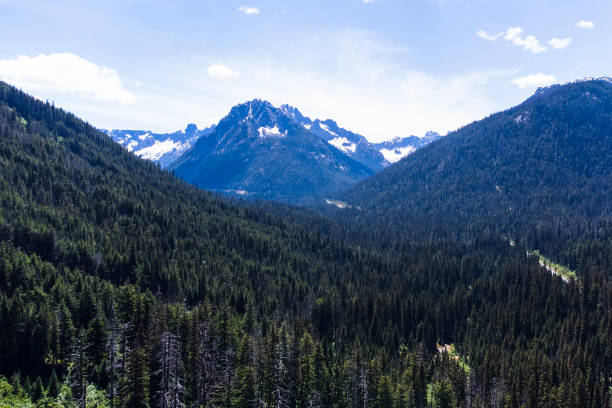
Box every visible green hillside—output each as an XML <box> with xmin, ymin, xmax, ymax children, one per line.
<box><xmin>343</xmin><ymin>79</ymin><xmax>612</xmax><ymax>277</ymax></box>
<box><xmin>0</xmin><ymin>82</ymin><xmax>610</xmax><ymax>407</ymax></box>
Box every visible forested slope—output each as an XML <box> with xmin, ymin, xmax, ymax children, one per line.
<box><xmin>0</xmin><ymin>81</ymin><xmax>610</xmax><ymax>407</ymax></box>
<box><xmin>342</xmin><ymin>79</ymin><xmax>612</xmax><ymax>277</ymax></box>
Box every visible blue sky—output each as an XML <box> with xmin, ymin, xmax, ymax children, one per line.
<box><xmin>0</xmin><ymin>0</ymin><xmax>609</xmax><ymax>142</ymax></box>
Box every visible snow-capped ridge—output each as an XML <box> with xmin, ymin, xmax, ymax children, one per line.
<box><xmin>108</xmin><ymin>98</ymin><xmax>440</xmax><ymax>173</ymax></box>
<box><xmin>106</xmin><ymin>124</ymin><xmax>214</xmax><ymax>168</ymax></box>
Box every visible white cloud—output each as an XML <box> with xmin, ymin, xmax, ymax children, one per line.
<box><xmin>238</xmin><ymin>5</ymin><xmax>260</xmax><ymax>15</ymax></box>
<box><xmin>503</xmin><ymin>26</ymin><xmax>547</xmax><ymax>54</ymax></box>
<box><xmin>476</xmin><ymin>30</ymin><xmax>502</xmax><ymax>41</ymax></box>
<box><xmin>477</xmin><ymin>26</ymin><xmax>547</xmax><ymax>54</ymax></box>
<box><xmin>207</xmin><ymin>64</ymin><xmax>241</xmax><ymax>80</ymax></box>
<box><xmin>0</xmin><ymin>53</ymin><xmax>136</xmax><ymax>103</ymax></box>
<box><xmin>511</xmin><ymin>73</ymin><xmax>556</xmax><ymax>89</ymax></box>
<box><xmin>548</xmin><ymin>38</ymin><xmax>571</xmax><ymax>49</ymax></box>
<box><xmin>576</xmin><ymin>20</ymin><xmax>594</xmax><ymax>29</ymax></box>
<box><xmin>363</xmin><ymin>0</ymin><xmax>378</xmax><ymax>3</ymax></box>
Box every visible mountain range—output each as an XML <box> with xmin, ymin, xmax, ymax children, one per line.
<box><xmin>278</xmin><ymin>104</ymin><xmax>441</xmax><ymax>170</ymax></box>
<box><xmin>107</xmin><ymin>100</ymin><xmax>440</xmax><ymax>202</ymax></box>
<box><xmin>169</xmin><ymin>99</ymin><xmax>375</xmax><ymax>203</ymax></box>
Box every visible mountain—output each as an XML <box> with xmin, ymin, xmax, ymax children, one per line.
<box><xmin>280</xmin><ymin>104</ymin><xmax>441</xmax><ymax>170</ymax></box>
<box><xmin>343</xmin><ymin>78</ymin><xmax>612</xmax><ymax>260</ymax></box>
<box><xmin>105</xmin><ymin>123</ymin><xmax>214</xmax><ymax>168</ymax></box>
<box><xmin>373</xmin><ymin>131</ymin><xmax>441</xmax><ymax>164</ymax></box>
<box><xmin>169</xmin><ymin>99</ymin><xmax>374</xmax><ymax>203</ymax></box>
<box><xmin>106</xmin><ymin>103</ymin><xmax>439</xmax><ymax>197</ymax></box>
<box><xmin>0</xmin><ymin>80</ymin><xmax>610</xmax><ymax>407</ymax></box>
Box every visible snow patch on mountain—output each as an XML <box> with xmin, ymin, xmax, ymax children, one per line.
<box><xmin>325</xmin><ymin>199</ymin><xmax>350</xmax><ymax>209</ymax></box>
<box><xmin>258</xmin><ymin>125</ymin><xmax>287</xmax><ymax>138</ymax></box>
<box><xmin>319</xmin><ymin>123</ymin><xmax>338</xmax><ymax>137</ymax></box>
<box><xmin>379</xmin><ymin>146</ymin><xmax>416</xmax><ymax>163</ymax></box>
<box><xmin>329</xmin><ymin>137</ymin><xmax>357</xmax><ymax>154</ymax></box>
<box><xmin>126</xmin><ymin>140</ymin><xmax>139</xmax><ymax>152</ymax></box>
<box><xmin>136</xmin><ymin>140</ymin><xmax>185</xmax><ymax>161</ymax></box>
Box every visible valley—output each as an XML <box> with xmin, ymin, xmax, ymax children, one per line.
<box><xmin>2</xmin><ymin>1</ymin><xmax>611</xmax><ymax>406</ymax></box>
<box><xmin>0</xmin><ymin>78</ymin><xmax>610</xmax><ymax>407</ymax></box>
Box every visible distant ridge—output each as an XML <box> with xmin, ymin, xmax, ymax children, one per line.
<box><xmin>105</xmin><ymin>124</ymin><xmax>215</xmax><ymax>168</ymax></box>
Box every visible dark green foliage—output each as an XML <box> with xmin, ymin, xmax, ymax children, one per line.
<box><xmin>47</xmin><ymin>370</ymin><xmax>60</xmax><ymax>399</ymax></box>
<box><xmin>30</xmin><ymin>376</ymin><xmax>45</xmax><ymax>402</ymax></box>
<box><xmin>0</xmin><ymin>80</ymin><xmax>610</xmax><ymax>407</ymax></box>
<box><xmin>432</xmin><ymin>379</ymin><xmax>455</xmax><ymax>408</ymax></box>
<box><xmin>343</xmin><ymin>79</ymin><xmax>612</xmax><ymax>279</ymax></box>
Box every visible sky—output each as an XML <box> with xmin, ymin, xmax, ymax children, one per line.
<box><xmin>0</xmin><ymin>0</ymin><xmax>609</xmax><ymax>142</ymax></box>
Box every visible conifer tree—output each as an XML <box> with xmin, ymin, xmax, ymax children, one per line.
<box><xmin>31</xmin><ymin>376</ymin><xmax>45</xmax><ymax>402</ymax></box>
<box><xmin>297</xmin><ymin>332</ymin><xmax>316</xmax><ymax>407</ymax></box>
<box><xmin>48</xmin><ymin>369</ymin><xmax>61</xmax><ymax>399</ymax></box>
<box><xmin>122</xmin><ymin>347</ymin><xmax>150</xmax><ymax>408</ymax></box>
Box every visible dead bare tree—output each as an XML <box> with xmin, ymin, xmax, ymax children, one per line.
<box><xmin>156</xmin><ymin>331</ymin><xmax>184</xmax><ymax>408</ymax></box>
<box><xmin>106</xmin><ymin>304</ymin><xmax>120</xmax><ymax>408</ymax></box>
<box><xmin>273</xmin><ymin>341</ymin><xmax>290</xmax><ymax>408</ymax></box>
<box><xmin>195</xmin><ymin>322</ymin><xmax>217</xmax><ymax>408</ymax></box>
<box><xmin>70</xmin><ymin>329</ymin><xmax>90</xmax><ymax>408</ymax></box>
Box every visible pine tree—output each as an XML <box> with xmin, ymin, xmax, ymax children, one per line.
<box><xmin>376</xmin><ymin>376</ymin><xmax>393</xmax><ymax>408</ymax></box>
<box><xmin>432</xmin><ymin>379</ymin><xmax>455</xmax><ymax>408</ymax></box>
<box><xmin>297</xmin><ymin>332</ymin><xmax>316</xmax><ymax>407</ymax></box>
<box><xmin>31</xmin><ymin>376</ymin><xmax>45</xmax><ymax>402</ymax></box>
<box><xmin>48</xmin><ymin>369</ymin><xmax>61</xmax><ymax>399</ymax></box>
<box><xmin>234</xmin><ymin>365</ymin><xmax>257</xmax><ymax>408</ymax></box>
<box><xmin>122</xmin><ymin>347</ymin><xmax>150</xmax><ymax>408</ymax></box>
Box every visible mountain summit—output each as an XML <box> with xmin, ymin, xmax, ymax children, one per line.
<box><xmin>169</xmin><ymin>99</ymin><xmax>374</xmax><ymax>203</ymax></box>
